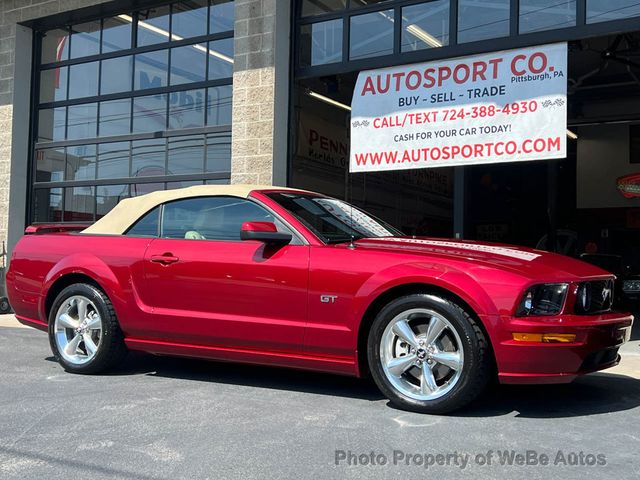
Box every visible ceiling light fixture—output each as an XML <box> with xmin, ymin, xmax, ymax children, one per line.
<box><xmin>307</xmin><ymin>90</ymin><xmax>352</xmax><ymax>112</ymax></box>
<box><xmin>405</xmin><ymin>24</ymin><xmax>443</xmax><ymax>48</ymax></box>
<box><xmin>566</xmin><ymin>129</ymin><xmax>578</xmax><ymax>140</ymax></box>
<box><xmin>117</xmin><ymin>14</ymin><xmax>233</xmax><ymax>64</ymax></box>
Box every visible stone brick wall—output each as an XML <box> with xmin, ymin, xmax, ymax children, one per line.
<box><xmin>230</xmin><ymin>0</ymin><xmax>279</xmax><ymax>185</ymax></box>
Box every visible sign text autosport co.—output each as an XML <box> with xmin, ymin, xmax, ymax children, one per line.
<box><xmin>350</xmin><ymin>43</ymin><xmax>568</xmax><ymax>173</ymax></box>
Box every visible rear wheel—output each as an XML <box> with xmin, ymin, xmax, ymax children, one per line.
<box><xmin>48</xmin><ymin>283</ymin><xmax>127</xmax><ymax>374</ymax></box>
<box><xmin>367</xmin><ymin>294</ymin><xmax>491</xmax><ymax>414</ymax></box>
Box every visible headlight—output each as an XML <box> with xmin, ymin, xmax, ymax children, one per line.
<box><xmin>622</xmin><ymin>279</ymin><xmax>640</xmax><ymax>293</ymax></box>
<box><xmin>516</xmin><ymin>283</ymin><xmax>569</xmax><ymax>316</ymax></box>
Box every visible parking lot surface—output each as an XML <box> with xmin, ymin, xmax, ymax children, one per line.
<box><xmin>0</xmin><ymin>319</ymin><xmax>639</xmax><ymax>480</ymax></box>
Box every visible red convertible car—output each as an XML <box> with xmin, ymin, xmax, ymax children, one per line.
<box><xmin>6</xmin><ymin>185</ymin><xmax>634</xmax><ymax>413</ymax></box>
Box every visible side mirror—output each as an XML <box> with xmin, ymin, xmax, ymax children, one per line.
<box><xmin>240</xmin><ymin>221</ymin><xmax>292</xmax><ymax>245</ymax></box>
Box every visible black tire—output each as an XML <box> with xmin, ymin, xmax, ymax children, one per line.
<box><xmin>367</xmin><ymin>294</ymin><xmax>492</xmax><ymax>414</ymax></box>
<box><xmin>0</xmin><ymin>297</ymin><xmax>11</xmax><ymax>314</ymax></box>
<box><xmin>48</xmin><ymin>283</ymin><xmax>127</xmax><ymax>374</ymax></box>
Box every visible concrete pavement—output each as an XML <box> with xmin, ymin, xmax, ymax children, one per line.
<box><xmin>0</xmin><ymin>316</ymin><xmax>639</xmax><ymax>480</ymax></box>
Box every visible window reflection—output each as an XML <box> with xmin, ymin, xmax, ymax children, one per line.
<box><xmin>137</xmin><ymin>5</ymin><xmax>171</xmax><ymax>46</ymax></box>
<box><xmin>66</xmin><ymin>145</ymin><xmax>97</xmax><ymax>181</ymax></box>
<box><xmin>97</xmin><ymin>142</ymin><xmax>130</xmax><ymax>179</ymax></box>
<box><xmin>69</xmin><ymin>21</ymin><xmax>101</xmax><ymax>58</ymax></box>
<box><xmin>172</xmin><ymin>0</ymin><xmax>208</xmax><ymax>39</ymax></box>
<box><xmin>206</xmin><ymin>132</ymin><xmax>231</xmax><ymax>172</ymax></box>
<box><xmin>401</xmin><ymin>1</ymin><xmax>449</xmax><ymax>52</ymax></box>
<box><xmin>99</xmin><ymin>98</ymin><xmax>132</xmax><ymax>137</ymax></box>
<box><xmin>300</xmin><ymin>19</ymin><xmax>343</xmax><ymax>66</ymax></box>
<box><xmin>67</xmin><ymin>103</ymin><xmax>98</xmax><ymax>140</ymax></box>
<box><xmin>458</xmin><ymin>0</ymin><xmax>510</xmax><ymax>43</ymax></box>
<box><xmin>169</xmin><ymin>88</ymin><xmax>206</xmax><ymax>129</ymax></box>
<box><xmin>210</xmin><ymin>0</ymin><xmax>235</xmax><ymax>33</ymax></box>
<box><xmin>36</xmin><ymin>147</ymin><xmax>66</xmax><ymax>182</ymax></box>
<box><xmin>132</xmin><ymin>138</ymin><xmax>166</xmax><ymax>177</ymax></box>
<box><xmin>301</xmin><ymin>0</ymin><xmax>346</xmax><ymax>17</ymax></box>
<box><xmin>351</xmin><ymin>0</ymin><xmax>393</xmax><ymax>7</ymax></box>
<box><xmin>40</xmin><ymin>67</ymin><xmax>68</xmax><ymax>103</ymax></box>
<box><xmin>33</xmin><ymin>187</ymin><xmax>63</xmax><ymax>222</ymax></box>
<box><xmin>34</xmin><ymin>2</ymin><xmax>233</xmax><ymax>224</ymax></box>
<box><xmin>97</xmin><ymin>185</ymin><xmax>130</xmax><ymax>218</ymax></box>
<box><xmin>131</xmin><ymin>180</ymin><xmax>165</xmax><ymax>197</ymax></box>
<box><xmin>41</xmin><ymin>29</ymin><xmax>69</xmax><ymax>64</ymax></box>
<box><xmin>170</xmin><ymin>44</ymin><xmax>207</xmax><ymax>85</ymax></box>
<box><xmin>69</xmin><ymin>61</ymin><xmax>99</xmax><ymax>99</ymax></box>
<box><xmin>132</xmin><ymin>94</ymin><xmax>168</xmax><ymax>133</ymax></box>
<box><xmin>102</xmin><ymin>15</ymin><xmax>132</xmax><ymax>52</ymax></box>
<box><xmin>168</xmin><ymin>135</ymin><xmax>205</xmax><ymax>174</ymax></box>
<box><xmin>587</xmin><ymin>0</ymin><xmax>640</xmax><ymax>23</ymax></box>
<box><xmin>206</xmin><ymin>86</ymin><xmax>232</xmax><ymax>125</ymax></box>
<box><xmin>520</xmin><ymin>0</ymin><xmax>576</xmax><ymax>33</ymax></box>
<box><xmin>134</xmin><ymin>50</ymin><xmax>169</xmax><ymax>90</ymax></box>
<box><xmin>208</xmin><ymin>38</ymin><xmax>234</xmax><ymax>79</ymax></box>
<box><xmin>101</xmin><ymin>56</ymin><xmax>133</xmax><ymax>94</ymax></box>
<box><xmin>350</xmin><ymin>10</ymin><xmax>394</xmax><ymax>60</ymax></box>
<box><xmin>38</xmin><ymin>107</ymin><xmax>66</xmax><ymax>142</ymax></box>
<box><xmin>167</xmin><ymin>180</ymin><xmax>204</xmax><ymax>190</ymax></box>
<box><xmin>64</xmin><ymin>186</ymin><xmax>95</xmax><ymax>221</ymax></box>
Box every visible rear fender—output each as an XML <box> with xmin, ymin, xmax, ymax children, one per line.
<box><xmin>40</xmin><ymin>253</ymin><xmax>125</xmax><ymax>322</ymax></box>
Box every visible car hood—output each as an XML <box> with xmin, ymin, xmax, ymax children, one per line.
<box><xmin>354</xmin><ymin>237</ymin><xmax>613</xmax><ymax>281</ymax></box>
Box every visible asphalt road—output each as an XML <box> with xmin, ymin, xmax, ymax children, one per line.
<box><xmin>0</xmin><ymin>322</ymin><xmax>639</xmax><ymax>480</ymax></box>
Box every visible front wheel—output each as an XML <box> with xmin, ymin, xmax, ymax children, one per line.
<box><xmin>48</xmin><ymin>283</ymin><xmax>127</xmax><ymax>374</ymax></box>
<box><xmin>367</xmin><ymin>294</ymin><xmax>492</xmax><ymax>414</ymax></box>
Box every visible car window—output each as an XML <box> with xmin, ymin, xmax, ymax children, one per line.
<box><xmin>126</xmin><ymin>206</ymin><xmax>160</xmax><ymax>237</ymax></box>
<box><xmin>266</xmin><ymin>192</ymin><xmax>401</xmax><ymax>244</ymax></box>
<box><xmin>161</xmin><ymin>196</ymin><xmax>278</xmax><ymax>241</ymax></box>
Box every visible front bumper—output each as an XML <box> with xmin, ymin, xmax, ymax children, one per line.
<box><xmin>493</xmin><ymin>312</ymin><xmax>634</xmax><ymax>385</ymax></box>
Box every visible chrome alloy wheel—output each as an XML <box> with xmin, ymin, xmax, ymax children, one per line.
<box><xmin>54</xmin><ymin>295</ymin><xmax>102</xmax><ymax>365</ymax></box>
<box><xmin>380</xmin><ymin>308</ymin><xmax>464</xmax><ymax>401</ymax></box>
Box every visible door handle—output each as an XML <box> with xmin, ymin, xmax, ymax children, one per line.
<box><xmin>150</xmin><ymin>253</ymin><xmax>179</xmax><ymax>265</ymax></box>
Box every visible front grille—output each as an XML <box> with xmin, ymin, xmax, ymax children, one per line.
<box><xmin>575</xmin><ymin>280</ymin><xmax>614</xmax><ymax>314</ymax></box>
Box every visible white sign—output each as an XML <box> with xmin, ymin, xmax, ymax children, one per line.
<box><xmin>350</xmin><ymin>43</ymin><xmax>568</xmax><ymax>173</ymax></box>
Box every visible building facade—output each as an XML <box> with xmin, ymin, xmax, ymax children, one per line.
<box><xmin>0</xmin><ymin>0</ymin><xmax>290</xmax><ymax>253</ymax></box>
<box><xmin>1</xmin><ymin>0</ymin><xmax>640</xmax><ymax>276</ymax></box>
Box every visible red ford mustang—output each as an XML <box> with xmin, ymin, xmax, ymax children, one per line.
<box><xmin>6</xmin><ymin>185</ymin><xmax>634</xmax><ymax>413</ymax></box>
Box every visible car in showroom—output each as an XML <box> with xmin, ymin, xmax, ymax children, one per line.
<box><xmin>6</xmin><ymin>185</ymin><xmax>634</xmax><ymax>414</ymax></box>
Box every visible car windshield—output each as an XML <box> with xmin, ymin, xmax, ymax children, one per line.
<box><xmin>266</xmin><ymin>192</ymin><xmax>402</xmax><ymax>244</ymax></box>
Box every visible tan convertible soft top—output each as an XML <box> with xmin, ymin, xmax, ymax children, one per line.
<box><xmin>82</xmin><ymin>184</ymin><xmax>299</xmax><ymax>235</ymax></box>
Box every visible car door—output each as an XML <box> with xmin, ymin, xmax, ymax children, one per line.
<box><xmin>139</xmin><ymin>195</ymin><xmax>309</xmax><ymax>352</ymax></box>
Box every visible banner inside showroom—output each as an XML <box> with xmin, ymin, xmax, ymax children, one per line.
<box><xmin>350</xmin><ymin>43</ymin><xmax>568</xmax><ymax>173</ymax></box>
